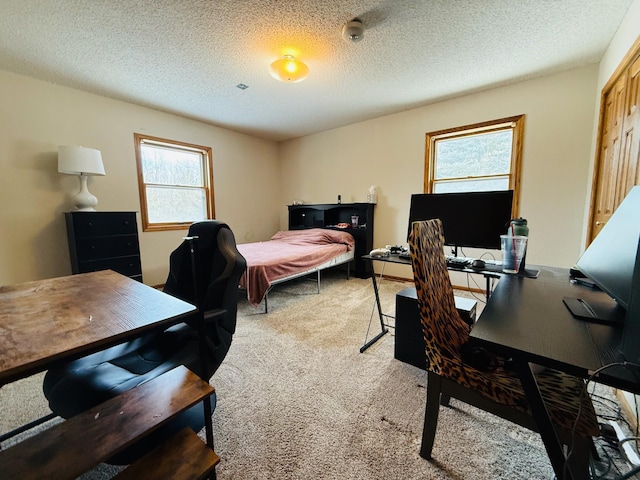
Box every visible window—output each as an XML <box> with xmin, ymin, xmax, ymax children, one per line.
<box><xmin>424</xmin><ymin>115</ymin><xmax>524</xmax><ymax>214</ymax></box>
<box><xmin>134</xmin><ymin>133</ymin><xmax>215</xmax><ymax>231</ymax></box>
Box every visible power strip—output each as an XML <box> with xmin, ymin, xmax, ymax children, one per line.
<box><xmin>608</xmin><ymin>420</ymin><xmax>640</xmax><ymax>466</ymax></box>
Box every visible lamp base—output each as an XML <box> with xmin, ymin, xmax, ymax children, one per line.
<box><xmin>74</xmin><ymin>204</ymin><xmax>97</xmax><ymax>212</ymax></box>
<box><xmin>73</xmin><ymin>174</ymin><xmax>99</xmax><ymax>211</ymax></box>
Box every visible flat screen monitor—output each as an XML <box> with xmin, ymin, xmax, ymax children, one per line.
<box><xmin>576</xmin><ymin>186</ymin><xmax>640</xmax><ymax>311</ymax></box>
<box><xmin>565</xmin><ymin>186</ymin><xmax>640</xmax><ymax>324</ymax></box>
<box><xmin>621</xmin><ymin>235</ymin><xmax>640</xmax><ymax>363</ymax></box>
<box><xmin>407</xmin><ymin>190</ymin><xmax>514</xmax><ymax>250</ymax></box>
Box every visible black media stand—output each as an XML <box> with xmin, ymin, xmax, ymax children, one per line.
<box><xmin>395</xmin><ymin>287</ymin><xmax>476</xmax><ymax>369</ymax></box>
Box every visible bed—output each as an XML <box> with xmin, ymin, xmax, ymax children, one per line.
<box><xmin>237</xmin><ymin>228</ymin><xmax>356</xmax><ymax>312</ymax></box>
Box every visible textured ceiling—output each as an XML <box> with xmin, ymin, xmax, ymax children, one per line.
<box><xmin>0</xmin><ymin>0</ymin><xmax>634</xmax><ymax>141</ymax></box>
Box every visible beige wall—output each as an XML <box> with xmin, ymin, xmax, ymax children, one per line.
<box><xmin>2</xmin><ymin>1</ymin><xmax>638</xmax><ymax>288</ymax></box>
<box><xmin>279</xmin><ymin>65</ymin><xmax>600</xmax><ymax>279</ymax></box>
<box><xmin>597</xmin><ymin>0</ymin><xmax>640</xmax><ymax>93</ymax></box>
<box><xmin>0</xmin><ymin>70</ymin><xmax>281</xmax><ymax>286</ymax></box>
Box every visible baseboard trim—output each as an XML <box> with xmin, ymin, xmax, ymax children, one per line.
<box><xmin>615</xmin><ymin>388</ymin><xmax>639</xmax><ymax>432</ymax></box>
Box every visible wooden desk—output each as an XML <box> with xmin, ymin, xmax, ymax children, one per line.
<box><xmin>0</xmin><ymin>270</ymin><xmax>196</xmax><ymax>386</ymax></box>
<box><xmin>0</xmin><ymin>270</ymin><xmax>219</xmax><ymax>479</ymax></box>
<box><xmin>470</xmin><ymin>266</ymin><xmax>640</xmax><ymax>479</ymax></box>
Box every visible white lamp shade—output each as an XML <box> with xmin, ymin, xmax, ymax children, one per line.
<box><xmin>58</xmin><ymin>145</ymin><xmax>105</xmax><ymax>176</ymax></box>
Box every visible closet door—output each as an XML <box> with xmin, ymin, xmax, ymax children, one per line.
<box><xmin>589</xmin><ymin>45</ymin><xmax>640</xmax><ymax>244</ymax></box>
<box><xmin>590</xmin><ymin>74</ymin><xmax>627</xmax><ymax>242</ymax></box>
<box><xmin>618</xmin><ymin>54</ymin><xmax>640</xmax><ymax>201</ymax></box>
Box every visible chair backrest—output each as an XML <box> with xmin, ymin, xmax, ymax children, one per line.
<box><xmin>163</xmin><ymin>220</ymin><xmax>247</xmax><ymax>376</ymax></box>
<box><xmin>409</xmin><ymin>219</ymin><xmax>471</xmax><ymax>376</ymax></box>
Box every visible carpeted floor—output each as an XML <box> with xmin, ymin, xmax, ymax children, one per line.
<box><xmin>0</xmin><ymin>270</ymin><xmax>632</xmax><ymax>479</ymax></box>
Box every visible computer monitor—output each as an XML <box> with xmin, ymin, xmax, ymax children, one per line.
<box><xmin>565</xmin><ymin>186</ymin><xmax>640</xmax><ymax>323</ymax></box>
<box><xmin>621</xmin><ymin>235</ymin><xmax>640</xmax><ymax>364</ymax></box>
<box><xmin>576</xmin><ymin>186</ymin><xmax>640</xmax><ymax>311</ymax></box>
<box><xmin>407</xmin><ymin>190</ymin><xmax>514</xmax><ymax>252</ymax></box>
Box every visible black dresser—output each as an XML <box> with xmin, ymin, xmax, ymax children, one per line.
<box><xmin>65</xmin><ymin>211</ymin><xmax>143</xmax><ymax>282</ymax></box>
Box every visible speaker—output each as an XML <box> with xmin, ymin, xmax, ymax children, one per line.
<box><xmin>394</xmin><ymin>287</ymin><xmax>477</xmax><ymax>370</ymax></box>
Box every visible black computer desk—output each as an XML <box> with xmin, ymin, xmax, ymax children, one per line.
<box><xmin>470</xmin><ymin>266</ymin><xmax>640</xmax><ymax>480</ymax></box>
<box><xmin>360</xmin><ymin>253</ymin><xmax>538</xmax><ymax>353</ymax></box>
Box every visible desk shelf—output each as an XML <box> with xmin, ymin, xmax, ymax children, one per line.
<box><xmin>113</xmin><ymin>427</ymin><xmax>219</xmax><ymax>480</ymax></box>
<box><xmin>0</xmin><ymin>366</ymin><xmax>215</xmax><ymax>480</ymax></box>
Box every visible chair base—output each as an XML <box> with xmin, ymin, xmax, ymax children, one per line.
<box><xmin>420</xmin><ymin>371</ymin><xmax>592</xmax><ymax>478</ymax></box>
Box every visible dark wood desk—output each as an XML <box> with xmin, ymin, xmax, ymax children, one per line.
<box><xmin>470</xmin><ymin>266</ymin><xmax>640</xmax><ymax>479</ymax></box>
<box><xmin>360</xmin><ymin>253</ymin><xmax>537</xmax><ymax>352</ymax></box>
<box><xmin>0</xmin><ymin>270</ymin><xmax>196</xmax><ymax>386</ymax></box>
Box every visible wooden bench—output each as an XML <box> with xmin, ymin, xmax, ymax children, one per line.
<box><xmin>0</xmin><ymin>365</ymin><xmax>216</xmax><ymax>480</ymax></box>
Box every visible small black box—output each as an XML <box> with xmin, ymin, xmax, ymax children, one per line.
<box><xmin>394</xmin><ymin>287</ymin><xmax>476</xmax><ymax>370</ymax></box>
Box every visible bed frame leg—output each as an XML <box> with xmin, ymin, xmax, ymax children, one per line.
<box><xmin>316</xmin><ymin>270</ymin><xmax>321</xmax><ymax>293</ymax></box>
<box><xmin>264</xmin><ymin>293</ymin><xmax>268</xmax><ymax>313</ymax></box>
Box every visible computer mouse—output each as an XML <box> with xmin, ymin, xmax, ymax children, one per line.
<box><xmin>471</xmin><ymin>259</ymin><xmax>486</xmax><ymax>269</ymax></box>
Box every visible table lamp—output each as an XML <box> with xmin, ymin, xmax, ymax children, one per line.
<box><xmin>58</xmin><ymin>145</ymin><xmax>106</xmax><ymax>211</ymax></box>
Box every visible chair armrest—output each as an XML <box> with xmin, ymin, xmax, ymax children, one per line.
<box><xmin>203</xmin><ymin>308</ymin><xmax>227</xmax><ymax>324</ymax></box>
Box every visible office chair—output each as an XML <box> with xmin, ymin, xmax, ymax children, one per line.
<box><xmin>409</xmin><ymin>219</ymin><xmax>599</xmax><ymax>476</ymax></box>
<box><xmin>43</xmin><ymin>220</ymin><xmax>246</xmax><ymax>464</ymax></box>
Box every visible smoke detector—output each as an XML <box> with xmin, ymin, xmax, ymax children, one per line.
<box><xmin>342</xmin><ymin>19</ymin><xmax>364</xmax><ymax>43</ymax></box>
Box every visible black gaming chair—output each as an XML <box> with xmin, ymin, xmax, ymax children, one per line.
<box><xmin>43</xmin><ymin>220</ymin><xmax>246</xmax><ymax>464</ymax></box>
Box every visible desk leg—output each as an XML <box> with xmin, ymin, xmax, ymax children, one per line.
<box><xmin>483</xmin><ymin>274</ymin><xmax>499</xmax><ymax>302</ymax></box>
<box><xmin>513</xmin><ymin>359</ymin><xmax>574</xmax><ymax>480</ymax></box>
<box><xmin>360</xmin><ymin>260</ymin><xmax>389</xmax><ymax>353</ymax></box>
<box><xmin>485</xmin><ymin>276</ymin><xmax>491</xmax><ymax>302</ymax></box>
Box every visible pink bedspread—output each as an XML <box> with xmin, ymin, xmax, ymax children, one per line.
<box><xmin>237</xmin><ymin>229</ymin><xmax>355</xmax><ymax>306</ymax></box>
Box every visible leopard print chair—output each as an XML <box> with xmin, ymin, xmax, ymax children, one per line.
<box><xmin>409</xmin><ymin>219</ymin><xmax>599</xmax><ymax>476</ymax></box>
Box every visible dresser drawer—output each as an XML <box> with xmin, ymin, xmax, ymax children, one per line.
<box><xmin>68</xmin><ymin>212</ymin><xmax>138</xmax><ymax>237</ymax></box>
<box><xmin>78</xmin><ymin>256</ymin><xmax>142</xmax><ymax>277</ymax></box>
<box><xmin>65</xmin><ymin>211</ymin><xmax>143</xmax><ymax>281</ymax></box>
<box><xmin>75</xmin><ymin>235</ymin><xmax>140</xmax><ymax>261</ymax></box>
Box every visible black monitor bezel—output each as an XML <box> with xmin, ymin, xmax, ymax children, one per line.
<box><xmin>407</xmin><ymin>190</ymin><xmax>514</xmax><ymax>250</ymax></box>
<box><xmin>576</xmin><ymin>187</ymin><xmax>640</xmax><ymax>311</ymax></box>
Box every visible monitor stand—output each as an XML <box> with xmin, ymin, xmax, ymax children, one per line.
<box><xmin>562</xmin><ymin>296</ymin><xmax>625</xmax><ymax>324</ymax></box>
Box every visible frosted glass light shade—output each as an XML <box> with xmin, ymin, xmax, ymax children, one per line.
<box><xmin>269</xmin><ymin>55</ymin><xmax>309</xmax><ymax>83</ymax></box>
<box><xmin>58</xmin><ymin>145</ymin><xmax>106</xmax><ymax>211</ymax></box>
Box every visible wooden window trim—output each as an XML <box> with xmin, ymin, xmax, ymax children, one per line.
<box><xmin>424</xmin><ymin>114</ymin><xmax>524</xmax><ymax>217</ymax></box>
<box><xmin>134</xmin><ymin>133</ymin><xmax>215</xmax><ymax>232</ymax></box>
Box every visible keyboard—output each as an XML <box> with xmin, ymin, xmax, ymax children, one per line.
<box><xmin>398</xmin><ymin>251</ymin><xmax>411</xmax><ymax>259</ymax></box>
<box><xmin>446</xmin><ymin>257</ymin><xmax>470</xmax><ymax>268</ymax></box>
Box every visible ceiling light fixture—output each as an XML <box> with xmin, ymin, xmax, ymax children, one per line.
<box><xmin>269</xmin><ymin>55</ymin><xmax>309</xmax><ymax>83</ymax></box>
